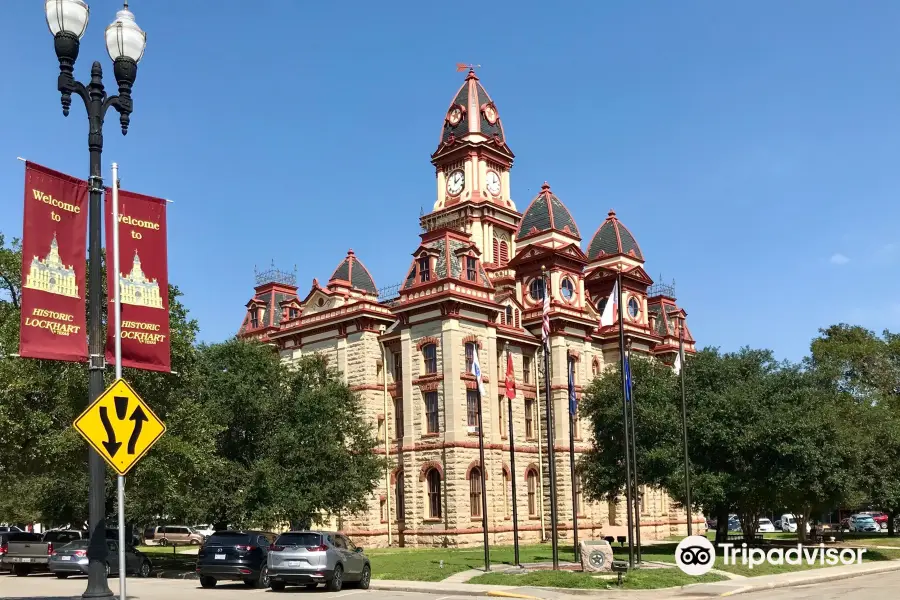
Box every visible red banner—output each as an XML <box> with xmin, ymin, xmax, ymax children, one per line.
<box><xmin>104</xmin><ymin>188</ymin><xmax>170</xmax><ymax>372</ymax></box>
<box><xmin>18</xmin><ymin>162</ymin><xmax>89</xmax><ymax>362</ymax></box>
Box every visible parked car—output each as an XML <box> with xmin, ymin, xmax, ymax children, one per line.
<box><xmin>196</xmin><ymin>530</ymin><xmax>276</xmax><ymax>589</ymax></box>
<box><xmin>757</xmin><ymin>518</ymin><xmax>776</xmax><ymax>533</ymax></box>
<box><xmin>2</xmin><ymin>530</ymin><xmax>85</xmax><ymax>576</ymax></box>
<box><xmin>780</xmin><ymin>514</ymin><xmax>810</xmax><ymax>534</ymax></box>
<box><xmin>0</xmin><ymin>532</ymin><xmax>16</xmax><ymax>572</ymax></box>
<box><xmin>142</xmin><ymin>525</ymin><xmax>204</xmax><ymax>546</ymax></box>
<box><xmin>268</xmin><ymin>531</ymin><xmax>371</xmax><ymax>592</ymax></box>
<box><xmin>106</xmin><ymin>528</ymin><xmax>142</xmax><ymax>548</ymax></box>
<box><xmin>859</xmin><ymin>511</ymin><xmax>889</xmax><ymax>530</ymax></box>
<box><xmin>774</xmin><ymin>519</ymin><xmax>782</xmax><ymax>530</ymax></box>
<box><xmin>48</xmin><ymin>539</ymin><xmax>153</xmax><ymax>579</ymax></box>
<box><xmin>848</xmin><ymin>514</ymin><xmax>880</xmax><ymax>533</ymax></box>
<box><xmin>0</xmin><ymin>525</ymin><xmax>23</xmax><ymax>533</ymax></box>
<box><xmin>727</xmin><ymin>518</ymin><xmax>741</xmax><ymax>531</ymax></box>
<box><xmin>193</xmin><ymin>524</ymin><xmax>216</xmax><ymax>538</ymax></box>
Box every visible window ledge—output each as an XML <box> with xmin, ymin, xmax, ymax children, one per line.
<box><xmin>422</xmin><ymin>518</ymin><xmax>442</xmax><ymax>523</ymax></box>
<box><xmin>422</xmin><ymin>433</ymin><xmax>440</xmax><ymax>438</ymax></box>
<box><xmin>470</xmin><ymin>517</ymin><xmax>484</xmax><ymax>522</ymax></box>
<box><xmin>500</xmin><ymin>436</ymin><xmax>508</xmax><ymax>440</ymax></box>
<box><xmin>528</xmin><ymin>516</ymin><xmax>540</xmax><ymax>521</ymax></box>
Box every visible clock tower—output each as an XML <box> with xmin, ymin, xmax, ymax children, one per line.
<box><xmin>423</xmin><ymin>69</ymin><xmax>521</xmax><ymax>282</ymax></box>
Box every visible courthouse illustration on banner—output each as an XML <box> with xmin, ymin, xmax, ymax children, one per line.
<box><xmin>19</xmin><ymin>162</ymin><xmax>88</xmax><ymax>362</ymax></box>
<box><xmin>104</xmin><ymin>188</ymin><xmax>171</xmax><ymax>372</ymax></box>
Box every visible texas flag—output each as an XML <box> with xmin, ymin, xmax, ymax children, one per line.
<box><xmin>599</xmin><ymin>281</ymin><xmax>618</xmax><ymax>327</ymax></box>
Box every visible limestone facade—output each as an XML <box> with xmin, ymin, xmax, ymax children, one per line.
<box><xmin>238</xmin><ymin>70</ymin><xmax>701</xmax><ymax>547</ymax></box>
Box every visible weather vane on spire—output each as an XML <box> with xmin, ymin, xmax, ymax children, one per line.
<box><xmin>456</xmin><ymin>63</ymin><xmax>481</xmax><ymax>72</ymax></box>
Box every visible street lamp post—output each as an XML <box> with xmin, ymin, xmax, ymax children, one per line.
<box><xmin>45</xmin><ymin>1</ymin><xmax>146</xmax><ymax>598</ymax></box>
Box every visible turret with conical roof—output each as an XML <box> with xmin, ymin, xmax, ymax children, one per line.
<box><xmin>515</xmin><ymin>182</ymin><xmax>580</xmax><ymax>245</ymax></box>
<box><xmin>328</xmin><ymin>249</ymin><xmax>378</xmax><ymax>296</ymax></box>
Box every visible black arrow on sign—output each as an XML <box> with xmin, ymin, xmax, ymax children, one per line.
<box><xmin>128</xmin><ymin>406</ymin><xmax>148</xmax><ymax>455</ymax></box>
<box><xmin>99</xmin><ymin>407</ymin><xmax>121</xmax><ymax>457</ymax></box>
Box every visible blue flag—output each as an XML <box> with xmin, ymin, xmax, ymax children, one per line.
<box><xmin>568</xmin><ymin>359</ymin><xmax>577</xmax><ymax>416</ymax></box>
<box><xmin>624</xmin><ymin>352</ymin><xmax>632</xmax><ymax>403</ymax></box>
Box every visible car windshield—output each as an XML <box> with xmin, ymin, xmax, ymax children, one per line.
<box><xmin>759</xmin><ymin>519</ymin><xmax>772</xmax><ymax>525</ymax></box>
<box><xmin>784</xmin><ymin>517</ymin><xmax>795</xmax><ymax>524</ymax></box>
<box><xmin>8</xmin><ymin>532</ymin><xmax>41</xmax><ymax>542</ymax></box>
<box><xmin>59</xmin><ymin>540</ymin><xmax>89</xmax><ymax>551</ymax></box>
<box><xmin>858</xmin><ymin>516</ymin><xmax>875</xmax><ymax>522</ymax></box>
<box><xmin>206</xmin><ymin>532</ymin><xmax>251</xmax><ymax>545</ymax></box>
<box><xmin>44</xmin><ymin>531</ymin><xmax>81</xmax><ymax>543</ymax></box>
<box><xmin>275</xmin><ymin>533</ymin><xmax>322</xmax><ymax>547</ymax></box>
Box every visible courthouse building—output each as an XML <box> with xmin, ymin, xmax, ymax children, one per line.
<box><xmin>237</xmin><ymin>70</ymin><xmax>699</xmax><ymax>547</ymax></box>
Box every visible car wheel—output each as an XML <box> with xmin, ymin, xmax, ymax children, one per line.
<box><xmin>270</xmin><ymin>581</ymin><xmax>286</xmax><ymax>591</ymax></box>
<box><xmin>327</xmin><ymin>564</ymin><xmax>344</xmax><ymax>592</ymax></box>
<box><xmin>13</xmin><ymin>565</ymin><xmax>31</xmax><ymax>577</ymax></box>
<box><xmin>257</xmin><ymin>565</ymin><xmax>270</xmax><ymax>588</ymax></box>
<box><xmin>358</xmin><ymin>564</ymin><xmax>371</xmax><ymax>590</ymax></box>
<box><xmin>139</xmin><ymin>560</ymin><xmax>151</xmax><ymax>578</ymax></box>
<box><xmin>159</xmin><ymin>538</ymin><xmax>168</xmax><ymax>547</ymax></box>
<box><xmin>56</xmin><ymin>573</ymin><xmax>69</xmax><ymax>579</ymax></box>
<box><xmin>200</xmin><ymin>576</ymin><xmax>217</xmax><ymax>589</ymax></box>
<box><xmin>191</xmin><ymin>539</ymin><xmax>200</xmax><ymax>545</ymax></box>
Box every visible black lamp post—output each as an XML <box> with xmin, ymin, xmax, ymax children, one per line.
<box><xmin>45</xmin><ymin>1</ymin><xmax>146</xmax><ymax>598</ymax></box>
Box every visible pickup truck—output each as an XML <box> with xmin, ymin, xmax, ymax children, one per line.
<box><xmin>2</xmin><ymin>530</ymin><xmax>86</xmax><ymax>576</ymax></box>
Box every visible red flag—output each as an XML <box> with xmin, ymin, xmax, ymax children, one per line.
<box><xmin>505</xmin><ymin>351</ymin><xmax>516</xmax><ymax>399</ymax></box>
<box><xmin>18</xmin><ymin>162</ymin><xmax>88</xmax><ymax>362</ymax></box>
<box><xmin>104</xmin><ymin>188</ymin><xmax>171</xmax><ymax>372</ymax></box>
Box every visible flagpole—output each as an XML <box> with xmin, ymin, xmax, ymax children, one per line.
<box><xmin>475</xmin><ymin>356</ymin><xmax>490</xmax><ymax>572</ymax></box>
<box><xmin>679</xmin><ymin>322</ymin><xmax>693</xmax><ymax>536</ymax></box>
<box><xmin>505</xmin><ymin>343</ymin><xmax>521</xmax><ymax>567</ymax></box>
<box><xmin>625</xmin><ymin>338</ymin><xmax>642</xmax><ymax>563</ymax></box>
<box><xmin>567</xmin><ymin>357</ymin><xmax>580</xmax><ymax>563</ymax></box>
<box><xmin>534</xmin><ymin>353</ymin><xmax>546</xmax><ymax>542</ymax></box>
<box><xmin>617</xmin><ymin>270</ymin><xmax>635</xmax><ymax>569</ymax></box>
<box><xmin>112</xmin><ymin>163</ymin><xmax>127</xmax><ymax>600</ymax></box>
<box><xmin>541</xmin><ymin>266</ymin><xmax>559</xmax><ymax>570</ymax></box>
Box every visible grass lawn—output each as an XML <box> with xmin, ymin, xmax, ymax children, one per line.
<box><xmin>366</xmin><ymin>544</ymin><xmax>576</xmax><ymax>581</ymax></box>
<box><xmin>469</xmin><ymin>569</ymin><xmax>727</xmax><ymax>590</ymax></box>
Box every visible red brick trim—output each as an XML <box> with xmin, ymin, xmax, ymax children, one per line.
<box><xmin>416</xmin><ymin>336</ymin><xmax>440</xmax><ymax>351</ymax></box>
<box><xmin>524</xmin><ymin>463</ymin><xmax>539</xmax><ymax>480</ymax></box>
<box><xmin>462</xmin><ymin>334</ymin><xmax>483</xmax><ymax>349</ymax></box>
<box><xmin>501</xmin><ymin>463</ymin><xmax>511</xmax><ymax>479</ymax></box>
<box><xmin>567</xmin><ymin>349</ymin><xmax>581</xmax><ymax>362</ymax></box>
<box><xmin>390</xmin><ymin>467</ymin><xmax>403</xmax><ymax>485</ymax></box>
<box><xmin>419</xmin><ymin>461</ymin><xmax>444</xmax><ymax>481</ymax></box>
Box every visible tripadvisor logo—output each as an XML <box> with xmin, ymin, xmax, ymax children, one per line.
<box><xmin>675</xmin><ymin>535</ymin><xmax>867</xmax><ymax>576</ymax></box>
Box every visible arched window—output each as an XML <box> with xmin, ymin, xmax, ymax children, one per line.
<box><xmin>592</xmin><ymin>359</ymin><xmax>600</xmax><ymax>378</ymax></box>
<box><xmin>529</xmin><ymin>278</ymin><xmax>545</xmax><ymax>301</ymax></box>
<box><xmin>469</xmin><ymin>468</ymin><xmax>483</xmax><ymax>517</ymax></box>
<box><xmin>395</xmin><ymin>470</ymin><xmax>405</xmax><ymax>521</ymax></box>
<box><xmin>627</xmin><ymin>297</ymin><xmax>640</xmax><ymax>319</ymax></box>
<box><xmin>526</xmin><ymin>469</ymin><xmax>538</xmax><ymax>516</ymax></box>
<box><xmin>418</xmin><ymin>257</ymin><xmax>431</xmax><ymax>283</ymax></box>
<box><xmin>426</xmin><ymin>468</ymin><xmax>442</xmax><ymax>519</ymax></box>
<box><xmin>560</xmin><ymin>277</ymin><xmax>575</xmax><ymax>301</ymax></box>
<box><xmin>505</xmin><ymin>305</ymin><xmax>513</xmax><ymax>326</ymax></box>
<box><xmin>499</xmin><ymin>240</ymin><xmax>509</xmax><ymax>265</ymax></box>
<box><xmin>502</xmin><ymin>470</ymin><xmax>510</xmax><ymax>517</ymax></box>
<box><xmin>423</xmin><ymin>343</ymin><xmax>437</xmax><ymax>374</ymax></box>
<box><xmin>465</xmin><ymin>342</ymin><xmax>476</xmax><ymax>372</ymax></box>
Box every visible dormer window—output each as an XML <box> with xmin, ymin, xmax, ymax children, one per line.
<box><xmin>505</xmin><ymin>305</ymin><xmax>513</xmax><ymax>326</ymax></box>
<box><xmin>419</xmin><ymin>257</ymin><xmax>431</xmax><ymax>283</ymax></box>
<box><xmin>288</xmin><ymin>307</ymin><xmax>299</xmax><ymax>319</ymax></box>
<box><xmin>249</xmin><ymin>310</ymin><xmax>259</xmax><ymax>328</ymax></box>
<box><xmin>466</xmin><ymin>256</ymin><xmax>477</xmax><ymax>281</ymax></box>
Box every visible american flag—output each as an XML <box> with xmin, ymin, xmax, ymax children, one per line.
<box><xmin>542</xmin><ymin>275</ymin><xmax>550</xmax><ymax>347</ymax></box>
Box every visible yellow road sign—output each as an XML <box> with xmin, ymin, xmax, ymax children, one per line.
<box><xmin>73</xmin><ymin>378</ymin><xmax>166</xmax><ymax>475</ymax></box>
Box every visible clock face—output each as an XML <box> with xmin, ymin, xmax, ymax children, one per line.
<box><xmin>483</xmin><ymin>104</ymin><xmax>498</xmax><ymax>124</ymax></box>
<box><xmin>448</xmin><ymin>107</ymin><xmax>462</xmax><ymax>126</ymax></box>
<box><xmin>447</xmin><ymin>169</ymin><xmax>465</xmax><ymax>196</ymax></box>
<box><xmin>485</xmin><ymin>171</ymin><xmax>501</xmax><ymax>195</ymax></box>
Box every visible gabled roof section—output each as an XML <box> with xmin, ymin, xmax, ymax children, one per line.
<box><xmin>328</xmin><ymin>249</ymin><xmax>378</xmax><ymax>295</ymax></box>
<box><xmin>587</xmin><ymin>209</ymin><xmax>644</xmax><ymax>261</ymax></box>
<box><xmin>401</xmin><ymin>230</ymin><xmax>494</xmax><ymax>292</ymax></box>
<box><xmin>516</xmin><ymin>183</ymin><xmax>580</xmax><ymax>241</ymax></box>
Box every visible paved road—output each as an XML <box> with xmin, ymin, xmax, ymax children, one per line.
<box><xmin>731</xmin><ymin>568</ymin><xmax>900</xmax><ymax>599</ymax></box>
<box><xmin>0</xmin><ymin>575</ymin><xmax>491</xmax><ymax>600</ymax></box>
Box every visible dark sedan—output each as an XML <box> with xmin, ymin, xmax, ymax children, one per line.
<box><xmin>48</xmin><ymin>539</ymin><xmax>152</xmax><ymax>579</ymax></box>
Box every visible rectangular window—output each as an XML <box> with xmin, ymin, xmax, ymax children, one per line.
<box><xmin>423</xmin><ymin>344</ymin><xmax>437</xmax><ymax>375</ymax></box>
<box><xmin>425</xmin><ymin>391</ymin><xmax>439</xmax><ymax>434</ymax></box>
<box><xmin>288</xmin><ymin>308</ymin><xmax>298</xmax><ymax>319</ymax></box>
<box><xmin>470</xmin><ymin>472</ymin><xmax>482</xmax><ymax>517</ymax></box>
<box><xmin>465</xmin><ymin>343</ymin><xmax>475</xmax><ymax>373</ymax></box>
<box><xmin>524</xmin><ymin>399</ymin><xmax>535</xmax><ymax>439</ymax></box>
<box><xmin>523</xmin><ymin>354</ymin><xmax>532</xmax><ymax>384</ymax></box>
<box><xmin>249</xmin><ymin>311</ymin><xmax>259</xmax><ymax>328</ymax></box>
<box><xmin>419</xmin><ymin>257</ymin><xmax>431</xmax><ymax>282</ymax></box>
<box><xmin>467</xmin><ymin>390</ymin><xmax>479</xmax><ymax>430</ymax></box>
<box><xmin>377</xmin><ymin>419</ymin><xmax>385</xmax><ymax>442</ymax></box>
<box><xmin>428</xmin><ymin>471</ymin><xmax>442</xmax><ymax>519</ymax></box>
<box><xmin>392</xmin><ymin>351</ymin><xmax>402</xmax><ymax>382</ymax></box>
<box><xmin>466</xmin><ymin>256</ymin><xmax>477</xmax><ymax>281</ymax></box>
<box><xmin>395</xmin><ymin>474</ymin><xmax>405</xmax><ymax>520</ymax></box>
<box><xmin>380</xmin><ymin>497</ymin><xmax>386</xmax><ymax>522</ymax></box>
<box><xmin>393</xmin><ymin>397</ymin><xmax>404</xmax><ymax>439</ymax></box>
<box><xmin>527</xmin><ymin>472</ymin><xmax>537</xmax><ymax>516</ymax></box>
<box><xmin>498</xmin><ymin>397</ymin><xmax>506</xmax><ymax>437</ymax></box>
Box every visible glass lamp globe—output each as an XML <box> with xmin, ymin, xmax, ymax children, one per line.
<box><xmin>105</xmin><ymin>3</ymin><xmax>146</xmax><ymax>63</ymax></box>
<box><xmin>45</xmin><ymin>0</ymin><xmax>90</xmax><ymax>39</ymax></box>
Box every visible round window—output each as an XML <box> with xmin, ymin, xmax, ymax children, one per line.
<box><xmin>529</xmin><ymin>278</ymin><xmax>545</xmax><ymax>301</ymax></box>
<box><xmin>627</xmin><ymin>297</ymin><xmax>640</xmax><ymax>319</ymax></box>
<box><xmin>560</xmin><ymin>278</ymin><xmax>575</xmax><ymax>301</ymax></box>
<box><xmin>317</xmin><ymin>297</ymin><xmax>325</xmax><ymax>307</ymax></box>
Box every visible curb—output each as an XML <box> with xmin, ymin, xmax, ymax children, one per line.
<box><xmin>370</xmin><ymin>582</ymin><xmax>513</xmax><ymax>596</ymax></box>
<box><xmin>153</xmin><ymin>570</ymin><xmax>197</xmax><ymax>579</ymax></box>
<box><xmin>486</xmin><ymin>593</ymin><xmax>543</xmax><ymax>599</ymax></box>
<box><xmin>678</xmin><ymin>560</ymin><xmax>900</xmax><ymax>596</ymax></box>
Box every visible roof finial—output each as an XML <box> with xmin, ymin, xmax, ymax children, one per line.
<box><xmin>608</xmin><ymin>208</ymin><xmax>617</xmax><ymax>218</ymax></box>
<box><xmin>541</xmin><ymin>181</ymin><xmax>551</xmax><ymax>192</ymax></box>
<box><xmin>348</xmin><ymin>248</ymin><xmax>354</xmax><ymax>256</ymax></box>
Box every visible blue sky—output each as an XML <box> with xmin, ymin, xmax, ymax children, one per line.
<box><xmin>3</xmin><ymin>0</ymin><xmax>900</xmax><ymax>362</ymax></box>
